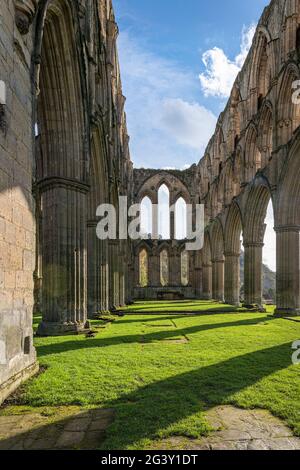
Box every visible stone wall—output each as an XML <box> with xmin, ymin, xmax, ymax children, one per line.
<box><xmin>0</xmin><ymin>0</ymin><xmax>38</xmax><ymax>404</ymax></box>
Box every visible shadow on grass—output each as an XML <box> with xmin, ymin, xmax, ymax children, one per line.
<box><xmin>0</xmin><ymin>342</ymin><xmax>293</xmax><ymax>450</ymax></box>
<box><xmin>101</xmin><ymin>341</ymin><xmax>293</xmax><ymax>449</ymax></box>
<box><xmin>36</xmin><ymin>315</ymin><xmax>274</xmax><ymax>357</ymax></box>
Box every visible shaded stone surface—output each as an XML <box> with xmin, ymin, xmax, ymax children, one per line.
<box><xmin>151</xmin><ymin>406</ymin><xmax>300</xmax><ymax>451</ymax></box>
<box><xmin>0</xmin><ymin>407</ymin><xmax>114</xmax><ymax>450</ymax></box>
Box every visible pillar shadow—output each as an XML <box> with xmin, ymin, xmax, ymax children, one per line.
<box><xmin>36</xmin><ymin>315</ymin><xmax>275</xmax><ymax>357</ymax></box>
<box><xmin>100</xmin><ymin>342</ymin><xmax>293</xmax><ymax>449</ymax></box>
<box><xmin>0</xmin><ymin>342</ymin><xmax>293</xmax><ymax>450</ymax></box>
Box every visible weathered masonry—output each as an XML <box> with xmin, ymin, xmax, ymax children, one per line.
<box><xmin>0</xmin><ymin>0</ymin><xmax>133</xmax><ymax>403</ymax></box>
<box><xmin>2</xmin><ymin>0</ymin><xmax>300</xmax><ymax>404</ymax></box>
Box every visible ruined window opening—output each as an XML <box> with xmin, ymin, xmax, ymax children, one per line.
<box><xmin>175</xmin><ymin>197</ymin><xmax>187</xmax><ymax>240</ymax></box>
<box><xmin>158</xmin><ymin>184</ymin><xmax>170</xmax><ymax>239</ymax></box>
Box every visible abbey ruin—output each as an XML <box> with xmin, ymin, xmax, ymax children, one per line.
<box><xmin>1</xmin><ymin>0</ymin><xmax>300</xmax><ymax>403</ymax></box>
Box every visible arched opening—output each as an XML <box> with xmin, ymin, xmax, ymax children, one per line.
<box><xmin>259</xmin><ymin>104</ymin><xmax>273</xmax><ymax>167</ymax></box>
<box><xmin>181</xmin><ymin>251</ymin><xmax>189</xmax><ymax>286</ymax></box>
<box><xmin>139</xmin><ymin>249</ymin><xmax>149</xmax><ymax>287</ymax></box>
<box><xmin>243</xmin><ymin>180</ymin><xmax>273</xmax><ymax>308</ymax></box>
<box><xmin>225</xmin><ymin>203</ymin><xmax>243</xmax><ymax>305</ymax></box>
<box><xmin>262</xmin><ymin>200</ymin><xmax>276</xmax><ymax>305</ymax></box>
<box><xmin>210</xmin><ymin>219</ymin><xmax>225</xmax><ymax>302</ymax></box>
<box><xmin>35</xmin><ymin>0</ymin><xmax>88</xmax><ymax>335</ymax></box>
<box><xmin>278</xmin><ymin>66</ymin><xmax>300</xmax><ymax>145</ymax></box>
<box><xmin>275</xmin><ymin>139</ymin><xmax>300</xmax><ymax>314</ymax></box>
<box><xmin>158</xmin><ymin>184</ymin><xmax>170</xmax><ymax>239</ymax></box>
<box><xmin>140</xmin><ymin>196</ymin><xmax>153</xmax><ymax>239</ymax></box>
<box><xmin>160</xmin><ymin>249</ymin><xmax>169</xmax><ymax>287</ymax></box>
<box><xmin>175</xmin><ymin>197</ymin><xmax>187</xmax><ymax>240</ymax></box>
<box><xmin>256</xmin><ymin>34</ymin><xmax>270</xmax><ymax>107</ymax></box>
<box><xmin>245</xmin><ymin>125</ymin><xmax>262</xmax><ymax>182</ymax></box>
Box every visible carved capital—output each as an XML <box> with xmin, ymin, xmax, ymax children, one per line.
<box><xmin>15</xmin><ymin>0</ymin><xmax>38</xmax><ymax>35</ymax></box>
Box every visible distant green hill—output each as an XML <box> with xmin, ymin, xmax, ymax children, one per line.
<box><xmin>240</xmin><ymin>252</ymin><xmax>276</xmax><ymax>302</ymax></box>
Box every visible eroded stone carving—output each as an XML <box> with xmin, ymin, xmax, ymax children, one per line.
<box><xmin>15</xmin><ymin>0</ymin><xmax>38</xmax><ymax>34</ymax></box>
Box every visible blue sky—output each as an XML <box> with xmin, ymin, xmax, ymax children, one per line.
<box><xmin>113</xmin><ymin>0</ymin><xmax>275</xmax><ymax>270</ymax></box>
<box><xmin>114</xmin><ymin>0</ymin><xmax>270</xmax><ymax>169</ymax></box>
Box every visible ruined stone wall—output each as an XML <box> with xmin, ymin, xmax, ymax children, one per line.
<box><xmin>0</xmin><ymin>0</ymin><xmax>38</xmax><ymax>403</ymax></box>
<box><xmin>132</xmin><ymin>169</ymin><xmax>201</xmax><ymax>299</ymax></box>
<box><xmin>0</xmin><ymin>0</ymin><xmax>133</xmax><ymax>403</ymax></box>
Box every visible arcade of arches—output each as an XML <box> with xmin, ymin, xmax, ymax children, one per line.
<box><xmin>1</xmin><ymin>0</ymin><xmax>300</xmax><ymax>402</ymax></box>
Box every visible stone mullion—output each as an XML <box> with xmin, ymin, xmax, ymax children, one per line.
<box><xmin>224</xmin><ymin>253</ymin><xmax>240</xmax><ymax>306</ymax></box>
<box><xmin>243</xmin><ymin>242</ymin><xmax>264</xmax><ymax>308</ymax></box>
<box><xmin>275</xmin><ymin>227</ymin><xmax>300</xmax><ymax>316</ymax></box>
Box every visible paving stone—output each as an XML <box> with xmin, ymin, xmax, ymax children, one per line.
<box><xmin>65</xmin><ymin>418</ymin><xmax>91</xmax><ymax>432</ymax></box>
<box><xmin>26</xmin><ymin>438</ymin><xmax>57</xmax><ymax>450</ymax></box>
<box><xmin>89</xmin><ymin>417</ymin><xmax>113</xmax><ymax>432</ymax></box>
<box><xmin>80</xmin><ymin>431</ymin><xmax>105</xmax><ymax>450</ymax></box>
<box><xmin>55</xmin><ymin>431</ymin><xmax>85</xmax><ymax>449</ymax></box>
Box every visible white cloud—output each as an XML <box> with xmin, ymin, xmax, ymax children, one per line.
<box><xmin>117</xmin><ymin>31</ymin><xmax>217</xmax><ymax>169</ymax></box>
<box><xmin>160</xmin><ymin>98</ymin><xmax>216</xmax><ymax>150</ymax></box>
<box><xmin>199</xmin><ymin>24</ymin><xmax>256</xmax><ymax>98</ymax></box>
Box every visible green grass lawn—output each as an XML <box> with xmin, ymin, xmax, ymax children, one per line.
<box><xmin>3</xmin><ymin>301</ymin><xmax>300</xmax><ymax>450</ymax></box>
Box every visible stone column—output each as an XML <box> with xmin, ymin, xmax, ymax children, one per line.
<box><xmin>87</xmin><ymin>221</ymin><xmax>101</xmax><ymax>317</ymax></box>
<box><xmin>119</xmin><ymin>242</ymin><xmax>126</xmax><ymax>307</ymax></box>
<box><xmin>212</xmin><ymin>259</ymin><xmax>225</xmax><ymax>302</ymax></box>
<box><xmin>224</xmin><ymin>252</ymin><xmax>240</xmax><ymax>305</ymax></box>
<box><xmin>108</xmin><ymin>241</ymin><xmax>115</xmax><ymax>310</ymax></box>
<box><xmin>243</xmin><ymin>242</ymin><xmax>264</xmax><ymax>308</ymax></box>
<box><xmin>194</xmin><ymin>267</ymin><xmax>202</xmax><ymax>298</ymax></box>
<box><xmin>275</xmin><ymin>226</ymin><xmax>300</xmax><ymax>316</ymax></box>
<box><xmin>37</xmin><ymin>180</ymin><xmax>88</xmax><ymax>335</ymax></box>
<box><xmin>100</xmin><ymin>240</ymin><xmax>109</xmax><ymax>313</ymax></box>
<box><xmin>202</xmin><ymin>263</ymin><xmax>212</xmax><ymax>299</ymax></box>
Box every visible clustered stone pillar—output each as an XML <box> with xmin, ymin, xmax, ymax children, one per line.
<box><xmin>275</xmin><ymin>226</ymin><xmax>300</xmax><ymax>316</ymax></box>
<box><xmin>87</xmin><ymin>224</ymin><xmax>110</xmax><ymax>317</ymax></box>
<box><xmin>224</xmin><ymin>252</ymin><xmax>240</xmax><ymax>305</ymax></box>
<box><xmin>202</xmin><ymin>263</ymin><xmax>212</xmax><ymax>299</ymax></box>
<box><xmin>87</xmin><ymin>221</ymin><xmax>100</xmax><ymax>316</ymax></box>
<box><xmin>37</xmin><ymin>180</ymin><xmax>88</xmax><ymax>336</ymax></box>
<box><xmin>212</xmin><ymin>258</ymin><xmax>225</xmax><ymax>302</ymax></box>
<box><xmin>243</xmin><ymin>242</ymin><xmax>264</xmax><ymax>308</ymax></box>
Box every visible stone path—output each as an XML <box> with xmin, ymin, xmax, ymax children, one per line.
<box><xmin>153</xmin><ymin>406</ymin><xmax>300</xmax><ymax>450</ymax></box>
<box><xmin>0</xmin><ymin>405</ymin><xmax>299</xmax><ymax>450</ymax></box>
<box><xmin>0</xmin><ymin>407</ymin><xmax>114</xmax><ymax>450</ymax></box>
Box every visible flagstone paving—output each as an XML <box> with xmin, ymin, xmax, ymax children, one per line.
<box><xmin>151</xmin><ymin>406</ymin><xmax>300</xmax><ymax>451</ymax></box>
<box><xmin>0</xmin><ymin>405</ymin><xmax>299</xmax><ymax>450</ymax></box>
<box><xmin>0</xmin><ymin>407</ymin><xmax>114</xmax><ymax>450</ymax></box>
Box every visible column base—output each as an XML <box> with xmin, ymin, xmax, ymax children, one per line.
<box><xmin>91</xmin><ymin>310</ymin><xmax>112</xmax><ymax>319</ymax></box>
<box><xmin>242</xmin><ymin>304</ymin><xmax>266</xmax><ymax>313</ymax></box>
<box><xmin>274</xmin><ymin>308</ymin><xmax>300</xmax><ymax>317</ymax></box>
<box><xmin>36</xmin><ymin>321</ymin><xmax>87</xmax><ymax>337</ymax></box>
<box><xmin>225</xmin><ymin>300</ymin><xmax>240</xmax><ymax>307</ymax></box>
